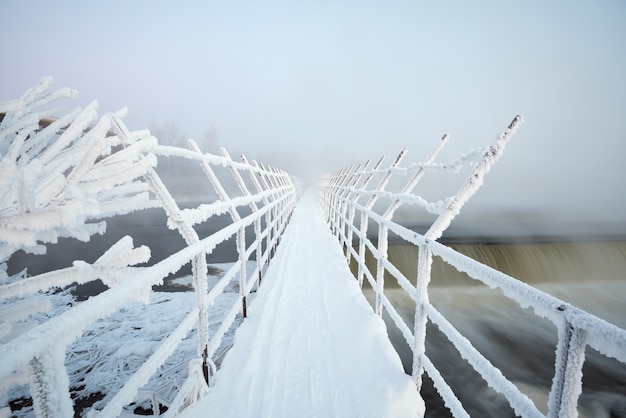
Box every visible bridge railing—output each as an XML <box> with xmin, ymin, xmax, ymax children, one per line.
<box><xmin>319</xmin><ymin>116</ymin><xmax>626</xmax><ymax>418</ymax></box>
<box><xmin>0</xmin><ymin>78</ymin><xmax>299</xmax><ymax>417</ymax></box>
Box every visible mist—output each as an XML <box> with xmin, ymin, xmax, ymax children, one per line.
<box><xmin>1</xmin><ymin>1</ymin><xmax>625</xmax><ymax>235</ymax></box>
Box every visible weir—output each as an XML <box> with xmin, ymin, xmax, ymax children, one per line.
<box><xmin>318</xmin><ymin>117</ymin><xmax>626</xmax><ymax>417</ymax></box>
<box><xmin>1</xmin><ymin>80</ymin><xmax>625</xmax><ymax>417</ymax></box>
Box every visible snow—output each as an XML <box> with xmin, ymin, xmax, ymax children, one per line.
<box><xmin>0</xmin><ymin>237</ymin><xmax>151</xmax><ymax>301</ymax></box>
<box><xmin>548</xmin><ymin>321</ymin><xmax>588</xmax><ymax>418</ymax></box>
<box><xmin>5</xmin><ymin>78</ymin><xmax>624</xmax><ymax>417</ymax></box>
<box><xmin>0</xmin><ymin>77</ymin><xmax>160</xmax><ymax>266</ymax></box>
<box><xmin>337</xmin><ymin>192</ymin><xmax>626</xmax><ymax>370</ymax></box>
<box><xmin>3</xmin><ymin>268</ymin><xmax>246</xmax><ymax>417</ymax></box>
<box><xmin>176</xmin><ymin>188</ymin><xmax>289</xmax><ymax>228</ymax></box>
<box><xmin>95</xmin><ymin>308</ymin><xmax>199</xmax><ymax>418</ymax></box>
<box><xmin>1</xmin><ymin>79</ymin><xmax>317</xmax><ymax>417</ymax></box>
<box><xmin>0</xmin><ymin>79</ymin><xmax>175</xmax><ymax>417</ymax></box>
<box><xmin>343</xmin><ymin>188</ymin><xmax>450</xmax><ymax>215</ymax></box>
<box><xmin>28</xmin><ymin>346</ymin><xmax>74</xmax><ymax>418</ymax></box>
<box><xmin>318</xmin><ymin>113</ymin><xmax>626</xmax><ymax>417</ymax></box>
<box><xmin>424</xmin><ymin>304</ymin><xmax>544</xmax><ymax>417</ymax></box>
<box><xmin>178</xmin><ymin>189</ymin><xmax>423</xmax><ymax>418</ymax></box>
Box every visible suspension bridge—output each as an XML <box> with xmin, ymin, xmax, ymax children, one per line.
<box><xmin>2</xmin><ymin>79</ymin><xmax>626</xmax><ymax>418</ymax></box>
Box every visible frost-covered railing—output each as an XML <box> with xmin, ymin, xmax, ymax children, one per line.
<box><xmin>319</xmin><ymin>116</ymin><xmax>626</xmax><ymax>418</ymax></box>
<box><xmin>0</xmin><ymin>78</ymin><xmax>299</xmax><ymax>417</ymax></box>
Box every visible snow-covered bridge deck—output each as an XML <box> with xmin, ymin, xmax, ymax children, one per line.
<box><xmin>179</xmin><ymin>189</ymin><xmax>423</xmax><ymax>417</ymax></box>
<box><xmin>5</xmin><ymin>83</ymin><xmax>626</xmax><ymax>417</ymax></box>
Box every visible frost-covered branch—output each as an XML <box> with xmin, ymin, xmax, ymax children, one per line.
<box><xmin>0</xmin><ymin>77</ymin><xmax>160</xmax><ymax>277</ymax></box>
<box><xmin>1</xmin><ymin>77</ymin><xmax>300</xmax><ymax>418</ymax></box>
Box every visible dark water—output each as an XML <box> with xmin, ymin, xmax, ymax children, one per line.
<box><xmin>6</xmin><ymin>205</ymin><xmax>256</xmax><ymax>298</ymax></box>
<box><xmin>356</xmin><ymin>242</ymin><xmax>626</xmax><ymax>417</ymax></box>
<box><xmin>7</xmin><ymin>210</ymin><xmax>626</xmax><ymax>416</ymax></box>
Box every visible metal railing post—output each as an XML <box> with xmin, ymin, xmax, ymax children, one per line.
<box><xmin>220</xmin><ymin>148</ymin><xmax>266</xmax><ymax>315</ymax></box>
<box><xmin>353</xmin><ymin>150</ymin><xmax>405</xmax><ymax>315</ymax></box>
<box><xmin>28</xmin><ymin>348</ymin><xmax>73</xmax><ymax>418</ymax></box>
<box><xmin>427</xmin><ymin>116</ymin><xmax>523</xmax><ymax>241</ymax></box>
<box><xmin>343</xmin><ymin>161</ymin><xmax>372</xmax><ymax>263</ymax></box>
<box><xmin>237</xmin><ymin>227</ymin><xmax>247</xmax><ymax>317</ymax></box>
<box><xmin>0</xmin><ymin>80</ymin><xmax>303</xmax><ymax>417</ymax></box>
<box><xmin>375</xmin><ymin>223</ymin><xmax>388</xmax><ymax>316</ymax></box>
<box><xmin>412</xmin><ymin>244</ymin><xmax>433</xmax><ymax>390</ymax></box>
<box><xmin>252</xmin><ymin>161</ymin><xmax>275</xmax><ymax>263</ymax></box>
<box><xmin>351</xmin><ymin>156</ymin><xmax>386</xmax><ymax>287</ymax></box>
<box><xmin>548</xmin><ymin>319</ymin><xmax>588</xmax><ymax>418</ymax></box>
<box><xmin>242</xmin><ymin>155</ymin><xmax>270</xmax><ymax>284</ymax></box>
<box><xmin>257</xmin><ymin>162</ymin><xmax>277</xmax><ymax>258</ymax></box>
<box><xmin>312</xmin><ymin>116</ymin><xmax>626</xmax><ymax>418</ymax></box>
<box><xmin>356</xmin><ymin>213</ymin><xmax>369</xmax><ymax>288</ymax></box>
<box><xmin>339</xmin><ymin>162</ymin><xmax>371</xmax><ymax>254</ymax></box>
<box><xmin>326</xmin><ymin>166</ymin><xmax>349</xmax><ymax>224</ymax></box>
<box><xmin>332</xmin><ymin>165</ymin><xmax>356</xmax><ymax>236</ymax></box>
<box><xmin>381</xmin><ymin>134</ymin><xmax>448</xmax><ymax>220</ymax></box>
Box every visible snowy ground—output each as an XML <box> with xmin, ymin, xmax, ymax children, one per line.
<box><xmin>178</xmin><ymin>189</ymin><xmax>423</xmax><ymax>418</ymax></box>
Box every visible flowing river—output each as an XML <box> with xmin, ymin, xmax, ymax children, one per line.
<box><xmin>6</xmin><ymin>209</ymin><xmax>626</xmax><ymax>416</ymax></box>
<box><xmin>360</xmin><ymin>242</ymin><xmax>626</xmax><ymax>417</ymax></box>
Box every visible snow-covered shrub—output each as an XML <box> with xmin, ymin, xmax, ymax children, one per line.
<box><xmin>0</xmin><ymin>77</ymin><xmax>300</xmax><ymax>418</ymax></box>
<box><xmin>0</xmin><ymin>78</ymin><xmax>160</xmax><ymax>417</ymax></box>
<box><xmin>0</xmin><ymin>77</ymin><xmax>159</xmax><ymax>270</ymax></box>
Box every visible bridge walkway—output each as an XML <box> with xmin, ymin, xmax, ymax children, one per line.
<box><xmin>179</xmin><ymin>189</ymin><xmax>423</xmax><ymax>417</ymax></box>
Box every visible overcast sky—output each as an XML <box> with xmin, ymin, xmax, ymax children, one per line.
<box><xmin>1</xmin><ymin>1</ymin><xmax>625</xmax><ymax>229</ymax></box>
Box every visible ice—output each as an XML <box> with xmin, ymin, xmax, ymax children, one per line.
<box><xmin>5</xmin><ymin>77</ymin><xmax>624</xmax><ymax>418</ymax></box>
<box><xmin>0</xmin><ymin>296</ymin><xmax>51</xmax><ymax>325</ymax></box>
<box><xmin>0</xmin><ymin>237</ymin><xmax>149</xmax><ymax>301</ymax></box>
<box><xmin>0</xmin><ymin>78</ymin><xmax>160</xmax><ymax>266</ymax></box>
<box><xmin>0</xmin><ymin>78</ymin><xmax>302</xmax><ymax>417</ymax></box>
<box><xmin>28</xmin><ymin>346</ymin><xmax>73</xmax><ymax>418</ymax></box>
<box><xmin>426</xmin><ymin>115</ymin><xmax>524</xmax><ymax>240</ymax></box>
<box><xmin>0</xmin><ymin>79</ymin><xmax>166</xmax><ymax>415</ymax></box>
<box><xmin>93</xmin><ymin>309</ymin><xmax>198</xmax><ymax>418</ymax></box>
<box><xmin>343</xmin><ymin>188</ymin><xmax>449</xmax><ymax>214</ymax></box>
<box><xmin>3</xmin><ymin>272</ymin><xmax>244</xmax><ymax>417</ymax></box>
<box><xmin>318</xmin><ymin>114</ymin><xmax>626</xmax><ymax>417</ymax></box>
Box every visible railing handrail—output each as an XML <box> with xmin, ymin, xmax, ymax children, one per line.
<box><xmin>0</xmin><ymin>79</ymin><xmax>299</xmax><ymax>417</ymax></box>
<box><xmin>319</xmin><ymin>116</ymin><xmax>626</xmax><ymax>418</ymax></box>
<box><xmin>325</xmin><ymin>191</ymin><xmax>626</xmax><ymax>360</ymax></box>
<box><xmin>0</xmin><ymin>192</ymin><xmax>287</xmax><ymax>378</ymax></box>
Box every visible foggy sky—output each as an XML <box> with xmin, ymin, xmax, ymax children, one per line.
<box><xmin>1</xmin><ymin>1</ymin><xmax>625</xmax><ymax>230</ymax></box>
